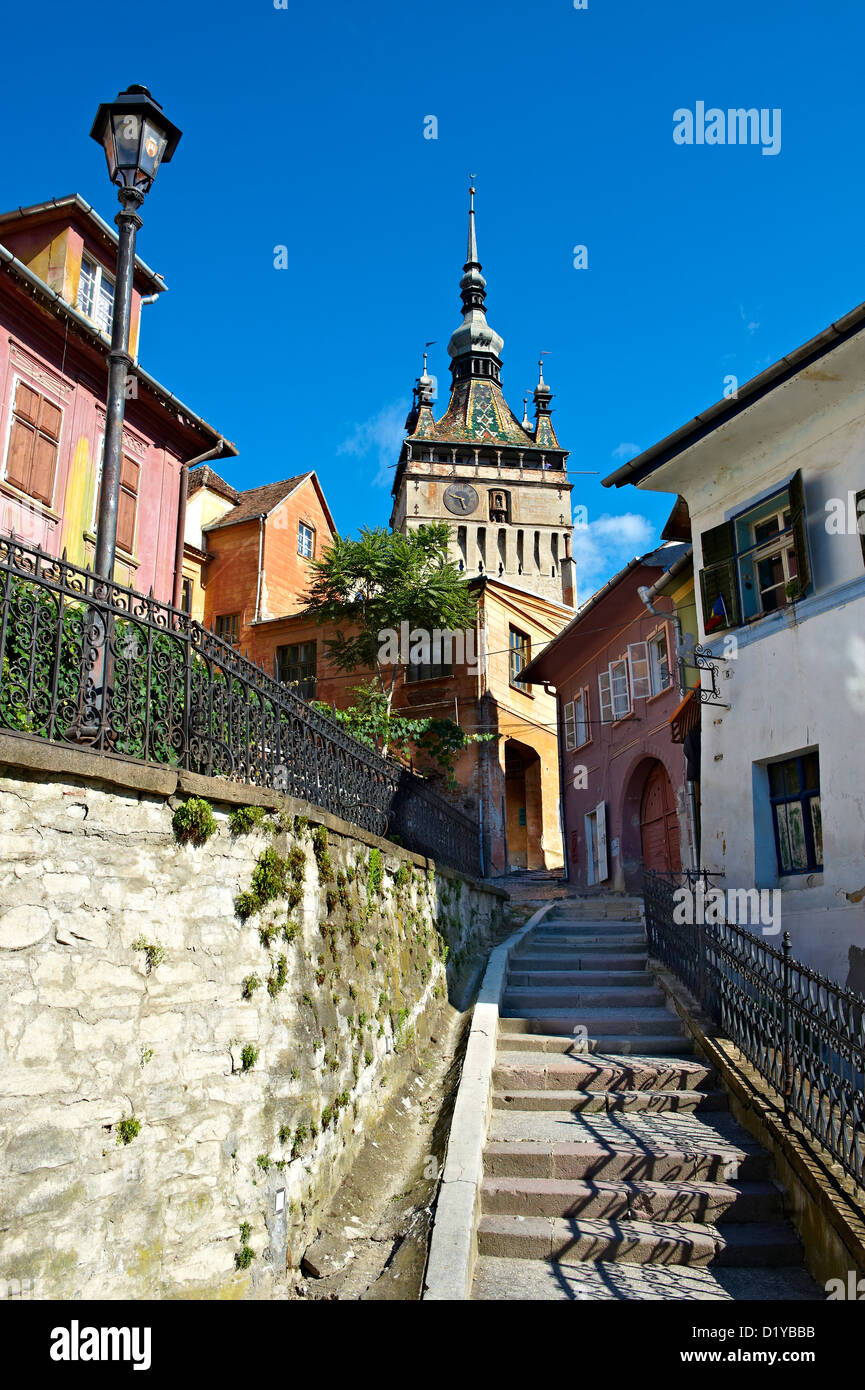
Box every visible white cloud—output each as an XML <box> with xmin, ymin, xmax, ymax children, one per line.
<box><xmin>611</xmin><ymin>442</ymin><xmax>642</xmax><ymax>461</ymax></box>
<box><xmin>738</xmin><ymin>304</ymin><xmax>760</xmax><ymax>336</ymax></box>
<box><xmin>338</xmin><ymin>400</ymin><xmax>410</xmax><ymax>487</ymax></box>
<box><xmin>571</xmin><ymin>511</ymin><xmax>657</xmax><ymax>597</ymax></box>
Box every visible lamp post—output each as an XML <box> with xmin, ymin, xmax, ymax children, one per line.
<box><xmin>89</xmin><ymin>84</ymin><xmax>181</xmax><ymax>581</ymax></box>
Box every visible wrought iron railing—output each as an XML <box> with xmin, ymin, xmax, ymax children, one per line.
<box><xmin>0</xmin><ymin>534</ymin><xmax>481</xmax><ymax>877</ymax></box>
<box><xmin>644</xmin><ymin>869</ymin><xmax>865</xmax><ymax>1190</ymax></box>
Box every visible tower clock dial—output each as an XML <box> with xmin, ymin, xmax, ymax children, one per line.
<box><xmin>443</xmin><ymin>482</ymin><xmax>479</xmax><ymax>516</ymax></box>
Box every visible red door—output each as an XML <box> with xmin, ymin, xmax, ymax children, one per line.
<box><xmin>640</xmin><ymin>762</ymin><xmax>682</xmax><ymax>872</ymax></box>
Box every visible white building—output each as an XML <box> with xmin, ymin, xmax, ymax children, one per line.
<box><xmin>605</xmin><ymin>304</ymin><xmax>865</xmax><ymax>989</ymax></box>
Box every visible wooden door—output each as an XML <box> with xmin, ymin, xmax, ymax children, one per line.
<box><xmin>640</xmin><ymin>762</ymin><xmax>681</xmax><ymax>872</ymax></box>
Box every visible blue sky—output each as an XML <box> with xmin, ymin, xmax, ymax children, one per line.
<box><xmin>4</xmin><ymin>0</ymin><xmax>865</xmax><ymax>594</ymax></box>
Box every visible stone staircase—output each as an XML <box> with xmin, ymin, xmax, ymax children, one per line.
<box><xmin>470</xmin><ymin>899</ymin><xmax>821</xmax><ymax>1300</ymax></box>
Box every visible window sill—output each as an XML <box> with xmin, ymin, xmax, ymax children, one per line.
<box><xmin>82</xmin><ymin>531</ymin><xmax>139</xmax><ymax>569</ymax></box>
<box><xmin>646</xmin><ymin>687</ymin><xmax>673</xmax><ymax>706</ymax></box>
<box><xmin>509</xmin><ymin>682</ymin><xmax>534</xmax><ymax>698</ymax></box>
<box><xmin>778</xmin><ymin>872</ymin><xmax>824</xmax><ymax>889</ymax></box>
<box><xmin>405</xmin><ymin>674</ymin><xmax>456</xmax><ymax>686</ymax></box>
<box><xmin>0</xmin><ymin>478</ymin><xmax>60</xmax><ymax>521</ymax></box>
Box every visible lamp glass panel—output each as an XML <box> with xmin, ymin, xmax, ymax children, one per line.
<box><xmin>112</xmin><ymin>112</ymin><xmax>142</xmax><ymax>170</ymax></box>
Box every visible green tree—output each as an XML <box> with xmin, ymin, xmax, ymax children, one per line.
<box><xmin>301</xmin><ymin>524</ymin><xmax>479</xmax><ymax>758</ymax></box>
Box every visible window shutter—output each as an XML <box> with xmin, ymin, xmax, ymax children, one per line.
<box><xmin>29</xmin><ymin>432</ymin><xmax>56</xmax><ymax>505</ymax></box>
<box><xmin>595</xmin><ymin>800</ymin><xmax>608</xmax><ymax>883</ymax></box>
<box><xmin>116</xmin><ymin>457</ymin><xmax>139</xmax><ymax>555</ymax></box>
<box><xmin>563</xmin><ymin>700</ymin><xmax>576</xmax><ymax>751</ymax></box>
<box><xmin>857</xmin><ymin>488</ymin><xmax>865</xmax><ymax>566</ymax></box>
<box><xmin>787</xmin><ymin>468</ymin><xmax>811</xmax><ymax>596</ymax></box>
<box><xmin>610</xmin><ymin>659</ymin><xmax>630</xmax><ymax>718</ymax></box>
<box><xmin>575</xmin><ymin>688</ymin><xmax>588</xmax><ymax>746</ymax></box>
<box><xmin>5</xmin><ymin>418</ymin><xmax>33</xmax><ymax>491</ymax></box>
<box><xmin>700</xmin><ymin>519</ymin><xmax>735</xmax><ymax>567</ymax></box>
<box><xmin>598</xmin><ymin>669</ymin><xmax>613</xmax><ymax>724</ymax></box>
<box><xmin>698</xmin><ymin>519</ymin><xmax>739</xmax><ymax>632</ymax></box>
<box><xmin>628</xmin><ymin>642</ymin><xmax>651</xmax><ymax>699</ymax></box>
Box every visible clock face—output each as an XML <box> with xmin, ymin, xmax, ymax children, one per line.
<box><xmin>443</xmin><ymin>483</ymin><xmax>479</xmax><ymax>516</ymax></box>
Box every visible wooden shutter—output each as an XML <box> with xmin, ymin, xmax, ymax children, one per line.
<box><xmin>598</xmin><ymin>669</ymin><xmax>613</xmax><ymax>724</ymax></box>
<box><xmin>575</xmin><ymin>687</ymin><xmax>588</xmax><ymax>746</ymax></box>
<box><xmin>563</xmin><ymin>700</ymin><xmax>576</xmax><ymax>751</ymax></box>
<box><xmin>787</xmin><ymin>469</ymin><xmax>811</xmax><ymax>596</ymax></box>
<box><xmin>595</xmin><ymin>800</ymin><xmax>609</xmax><ymax>883</ymax></box>
<box><xmin>116</xmin><ymin>455</ymin><xmax>139</xmax><ymax>554</ymax></box>
<box><xmin>4</xmin><ymin>383</ymin><xmax>60</xmax><ymax>505</ymax></box>
<box><xmin>5</xmin><ymin>418</ymin><xmax>33</xmax><ymax>491</ymax></box>
<box><xmin>628</xmin><ymin>642</ymin><xmax>651</xmax><ymax>699</ymax></box>
<box><xmin>698</xmin><ymin>519</ymin><xmax>739</xmax><ymax>631</ymax></box>
<box><xmin>857</xmin><ymin>488</ymin><xmax>865</xmax><ymax>566</ymax></box>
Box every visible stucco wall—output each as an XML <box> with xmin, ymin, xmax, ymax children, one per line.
<box><xmin>0</xmin><ymin>739</ymin><xmax>504</xmax><ymax>1299</ymax></box>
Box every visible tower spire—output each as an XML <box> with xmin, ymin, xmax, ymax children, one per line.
<box><xmin>447</xmin><ymin>180</ymin><xmax>504</xmax><ymax>378</ymax></box>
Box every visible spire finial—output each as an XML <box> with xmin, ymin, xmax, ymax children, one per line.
<box><xmin>467</xmin><ymin>175</ymin><xmax>478</xmax><ymax>266</ymax></box>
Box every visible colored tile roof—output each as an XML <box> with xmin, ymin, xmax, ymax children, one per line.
<box><xmin>188</xmin><ymin>465</ymin><xmax>239</xmax><ymax>503</ymax></box>
<box><xmin>411</xmin><ymin>378</ymin><xmax>536</xmax><ymax>448</ymax></box>
<box><xmin>204</xmin><ymin>474</ymin><xmax>311</xmax><ymax>528</ymax></box>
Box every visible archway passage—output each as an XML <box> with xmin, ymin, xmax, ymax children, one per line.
<box><xmin>640</xmin><ymin>760</ymin><xmax>682</xmax><ymax>872</ymax></box>
<box><xmin>504</xmin><ymin>739</ymin><xmax>544</xmax><ymax>871</ymax></box>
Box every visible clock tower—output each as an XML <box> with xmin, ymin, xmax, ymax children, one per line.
<box><xmin>390</xmin><ymin>188</ymin><xmax>577</xmax><ymax>609</ymax></box>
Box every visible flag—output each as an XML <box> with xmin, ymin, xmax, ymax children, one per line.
<box><xmin>705</xmin><ymin>593</ymin><xmax>727</xmax><ymax>633</ymax></box>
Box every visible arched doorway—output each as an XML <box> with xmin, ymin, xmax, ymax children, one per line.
<box><xmin>504</xmin><ymin>739</ymin><xmax>543</xmax><ymax>871</ymax></box>
<box><xmin>640</xmin><ymin>761</ymin><xmax>682</xmax><ymax>872</ymax></box>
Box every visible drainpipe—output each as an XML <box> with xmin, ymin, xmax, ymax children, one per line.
<box><xmin>171</xmin><ymin>437</ymin><xmax>226</xmax><ymax>610</ymax></box>
<box><xmin>253</xmin><ymin>514</ymin><xmax>266</xmax><ymax>623</ymax></box>
<box><xmin>638</xmin><ymin>573</ymin><xmax>699</xmax><ymax>870</ymax></box>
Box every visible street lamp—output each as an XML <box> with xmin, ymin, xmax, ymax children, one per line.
<box><xmin>89</xmin><ymin>85</ymin><xmax>181</xmax><ymax>581</ymax></box>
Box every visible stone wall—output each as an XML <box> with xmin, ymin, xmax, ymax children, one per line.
<box><xmin>0</xmin><ymin>736</ymin><xmax>505</xmax><ymax>1299</ymax></box>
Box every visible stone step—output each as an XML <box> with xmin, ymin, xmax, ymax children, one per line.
<box><xmin>499</xmin><ymin>1009</ymin><xmax>680</xmax><ymax>1037</ymax></box>
<box><xmin>476</xmin><ymin>1215</ymin><xmax>801</xmax><ymax>1267</ymax></box>
<box><xmin>539</xmin><ymin>920</ymin><xmax>645</xmax><ymax>933</ymax></box>
<box><xmin>533</xmin><ymin>927</ymin><xmax>647</xmax><ymax>943</ymax></box>
<box><xmin>506</xmin><ymin>970</ymin><xmax>650</xmax><ymax>988</ymax></box>
<box><xmin>492</xmin><ymin>1088</ymin><xmax>729</xmax><ymax>1114</ymax></box>
<box><xmin>493</xmin><ymin>1052</ymin><xmax>719</xmax><ymax>1090</ymax></box>
<box><xmin>548</xmin><ymin>902</ymin><xmax>643</xmax><ymax>921</ymax></box>
<box><xmin>470</xmin><ymin>1255</ymin><xmax>822</xmax><ymax>1301</ymax></box>
<box><xmin>514</xmin><ymin>946</ymin><xmax>649</xmax><ymax>964</ymax></box>
<box><xmin>481</xmin><ymin>1176</ymin><xmax>780</xmax><ymax>1223</ymax></box>
<box><xmin>483</xmin><ymin>1140</ymin><xmax>769</xmax><ymax>1182</ymax></box>
<box><xmin>503</xmin><ymin>986</ymin><xmax>666</xmax><ymax>1009</ymax></box>
<box><xmin>498</xmin><ymin>1032</ymin><xmax>693</xmax><ymax>1055</ymax></box>
<box><xmin>506</xmin><ymin>956</ymin><xmax>648</xmax><ymax>978</ymax></box>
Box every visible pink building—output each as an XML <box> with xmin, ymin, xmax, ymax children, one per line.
<box><xmin>518</xmin><ymin>542</ymin><xmax>698</xmax><ymax>892</ymax></box>
<box><xmin>0</xmin><ymin>195</ymin><xmax>234</xmax><ymax>602</ymax></box>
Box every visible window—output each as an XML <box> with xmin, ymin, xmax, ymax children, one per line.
<box><xmin>489</xmin><ymin>489</ymin><xmax>509</xmax><ymax>522</ymax></box>
<box><xmin>509</xmin><ymin>627</ymin><xmax>531</xmax><ymax>687</ymax></box>
<box><xmin>564</xmin><ymin>687</ymin><xmax>590</xmax><ymax>751</ymax></box>
<box><xmin>298</xmin><ymin>522</ymin><xmax>315</xmax><ymax>559</ymax></box>
<box><xmin>3</xmin><ymin>380</ymin><xmax>61</xmax><ymax>505</ymax></box>
<box><xmin>181</xmin><ymin>578</ymin><xmax>193</xmax><ymax>614</ymax></box>
<box><xmin>92</xmin><ymin>446</ymin><xmax>139</xmax><ymax>555</ymax></box>
<box><xmin>277</xmin><ymin>641</ymin><xmax>316</xmax><ymax>700</ymax></box>
<box><xmin>406</xmin><ymin>657</ymin><xmax>452</xmax><ymax>682</ymax></box>
<box><xmin>698</xmin><ymin>471</ymin><xmax>810</xmax><ymax>632</ymax></box>
<box><xmin>648</xmin><ymin>630</ymin><xmax>672</xmax><ymax>694</ymax></box>
<box><xmin>77</xmin><ymin>256</ymin><xmax>115</xmax><ymax>334</ymax></box>
<box><xmin>599</xmin><ymin>657</ymin><xmax>632</xmax><ymax>722</ymax></box>
<box><xmin>215</xmin><ymin>613</ymin><xmax>240</xmax><ymax>647</ymax></box>
<box><xmin>768</xmin><ymin>752</ymin><xmax>822</xmax><ymax>875</ymax></box>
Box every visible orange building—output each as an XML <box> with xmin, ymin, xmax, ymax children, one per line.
<box><xmin>191</xmin><ymin>468</ymin><xmax>342</xmax><ymax>695</ymax></box>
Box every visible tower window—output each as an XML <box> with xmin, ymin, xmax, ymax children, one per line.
<box><xmin>489</xmin><ymin>489</ymin><xmax>509</xmax><ymax>523</ymax></box>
